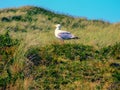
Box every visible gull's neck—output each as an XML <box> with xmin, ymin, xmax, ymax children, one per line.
<box><xmin>56</xmin><ymin>27</ymin><xmax>61</xmax><ymax>30</ymax></box>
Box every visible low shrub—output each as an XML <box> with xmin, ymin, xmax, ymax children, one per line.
<box><xmin>0</xmin><ymin>31</ymin><xmax>18</xmax><ymax>47</ymax></box>
<box><xmin>49</xmin><ymin>44</ymin><xmax>94</xmax><ymax>61</ymax></box>
<box><xmin>0</xmin><ymin>31</ymin><xmax>19</xmax><ymax>89</ymax></box>
<box><xmin>25</xmin><ymin>47</ymin><xmax>41</xmax><ymax>66</ymax></box>
<box><xmin>1</xmin><ymin>17</ymin><xmax>10</xmax><ymax>22</ymax></box>
<box><xmin>1</xmin><ymin>15</ymin><xmax>22</xmax><ymax>22</ymax></box>
<box><xmin>25</xmin><ymin>43</ymin><xmax>120</xmax><ymax>66</ymax></box>
<box><xmin>25</xmin><ymin>44</ymin><xmax>95</xmax><ymax>67</ymax></box>
<box><xmin>112</xmin><ymin>71</ymin><xmax>120</xmax><ymax>81</ymax></box>
<box><xmin>99</xmin><ymin>42</ymin><xmax>120</xmax><ymax>59</ymax></box>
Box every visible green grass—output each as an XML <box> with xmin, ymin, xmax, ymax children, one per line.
<box><xmin>0</xmin><ymin>6</ymin><xmax>120</xmax><ymax>90</ymax></box>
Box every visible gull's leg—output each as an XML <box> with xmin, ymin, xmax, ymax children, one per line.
<box><xmin>59</xmin><ymin>39</ymin><xmax>64</xmax><ymax>44</ymax></box>
<box><xmin>61</xmin><ymin>39</ymin><xmax>64</xmax><ymax>44</ymax></box>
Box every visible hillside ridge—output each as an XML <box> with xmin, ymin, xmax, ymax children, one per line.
<box><xmin>0</xmin><ymin>6</ymin><xmax>111</xmax><ymax>24</ymax></box>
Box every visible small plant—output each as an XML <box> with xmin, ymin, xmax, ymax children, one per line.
<box><xmin>112</xmin><ymin>71</ymin><xmax>120</xmax><ymax>81</ymax></box>
<box><xmin>1</xmin><ymin>17</ymin><xmax>10</xmax><ymax>22</ymax></box>
<box><xmin>98</xmin><ymin>43</ymin><xmax>120</xmax><ymax>59</ymax></box>
<box><xmin>0</xmin><ymin>31</ymin><xmax>12</xmax><ymax>47</ymax></box>
<box><xmin>25</xmin><ymin>47</ymin><xmax>41</xmax><ymax>66</ymax></box>
<box><xmin>11</xmin><ymin>15</ymin><xmax>22</xmax><ymax>21</ymax></box>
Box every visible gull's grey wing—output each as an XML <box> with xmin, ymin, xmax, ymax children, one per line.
<box><xmin>58</xmin><ymin>32</ymin><xmax>73</xmax><ymax>39</ymax></box>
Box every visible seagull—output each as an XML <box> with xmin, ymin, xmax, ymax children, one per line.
<box><xmin>55</xmin><ymin>24</ymin><xmax>79</xmax><ymax>41</ymax></box>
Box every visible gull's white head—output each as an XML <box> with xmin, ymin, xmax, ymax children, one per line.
<box><xmin>55</xmin><ymin>24</ymin><xmax>61</xmax><ymax>28</ymax></box>
<box><xmin>55</xmin><ymin>24</ymin><xmax>61</xmax><ymax>30</ymax></box>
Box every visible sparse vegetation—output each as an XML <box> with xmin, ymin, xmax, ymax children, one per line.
<box><xmin>0</xmin><ymin>6</ymin><xmax>120</xmax><ymax>90</ymax></box>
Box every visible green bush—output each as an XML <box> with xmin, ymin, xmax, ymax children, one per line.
<box><xmin>0</xmin><ymin>31</ymin><xmax>18</xmax><ymax>47</ymax></box>
<box><xmin>25</xmin><ymin>47</ymin><xmax>42</xmax><ymax>66</ymax></box>
<box><xmin>1</xmin><ymin>17</ymin><xmax>10</xmax><ymax>22</ymax></box>
<box><xmin>1</xmin><ymin>15</ymin><xmax>22</xmax><ymax>22</ymax></box>
<box><xmin>11</xmin><ymin>15</ymin><xmax>22</xmax><ymax>21</ymax></box>
<box><xmin>25</xmin><ymin>47</ymin><xmax>54</xmax><ymax>66</ymax></box>
<box><xmin>49</xmin><ymin>44</ymin><xmax>94</xmax><ymax>61</ymax></box>
<box><xmin>110</xmin><ymin>43</ymin><xmax>120</xmax><ymax>59</ymax></box>
<box><xmin>0</xmin><ymin>31</ymin><xmax>18</xmax><ymax>65</ymax></box>
<box><xmin>99</xmin><ymin>43</ymin><xmax>120</xmax><ymax>59</ymax></box>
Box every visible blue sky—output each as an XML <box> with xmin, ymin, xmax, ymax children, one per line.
<box><xmin>0</xmin><ymin>0</ymin><xmax>120</xmax><ymax>23</ymax></box>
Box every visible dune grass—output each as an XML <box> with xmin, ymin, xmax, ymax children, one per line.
<box><xmin>0</xmin><ymin>6</ymin><xmax>120</xmax><ymax>90</ymax></box>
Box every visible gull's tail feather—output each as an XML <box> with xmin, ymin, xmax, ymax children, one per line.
<box><xmin>72</xmin><ymin>36</ymin><xmax>79</xmax><ymax>39</ymax></box>
<box><xmin>73</xmin><ymin>37</ymin><xmax>80</xmax><ymax>39</ymax></box>
<box><xmin>71</xmin><ymin>35</ymin><xmax>79</xmax><ymax>39</ymax></box>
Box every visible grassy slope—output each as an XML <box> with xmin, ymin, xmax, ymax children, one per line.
<box><xmin>0</xmin><ymin>6</ymin><xmax>120</xmax><ymax>90</ymax></box>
